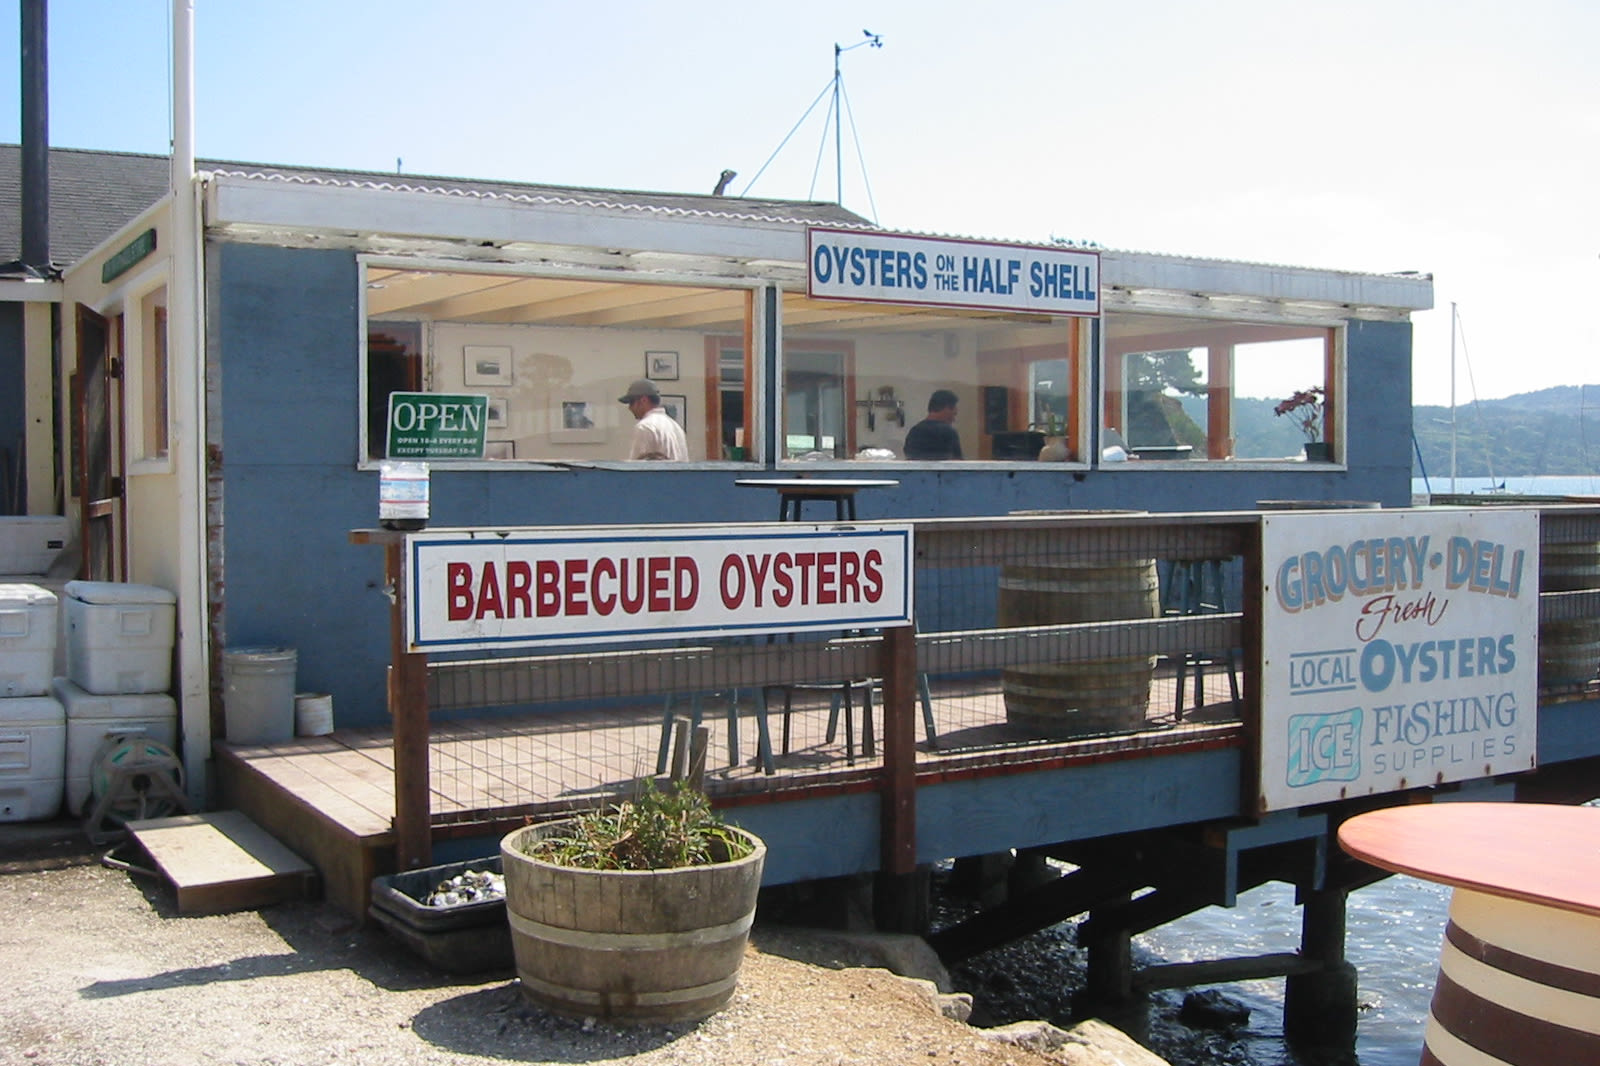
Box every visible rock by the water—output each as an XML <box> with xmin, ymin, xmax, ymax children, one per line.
<box><xmin>982</xmin><ymin>1018</ymin><xmax>1172</xmax><ymax>1064</ymax></box>
<box><xmin>1178</xmin><ymin>989</ymin><xmax>1251</xmax><ymax>1030</ymax></box>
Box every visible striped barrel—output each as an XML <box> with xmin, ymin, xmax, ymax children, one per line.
<box><xmin>500</xmin><ymin>822</ymin><xmax>766</xmax><ymax>1023</ymax></box>
<box><xmin>1420</xmin><ymin>888</ymin><xmax>1600</xmax><ymax>1065</ymax></box>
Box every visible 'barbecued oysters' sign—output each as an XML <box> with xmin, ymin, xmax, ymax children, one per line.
<box><xmin>1258</xmin><ymin>508</ymin><xmax>1539</xmax><ymax>811</ymax></box>
<box><xmin>405</xmin><ymin>523</ymin><xmax>913</xmax><ymax>651</ymax></box>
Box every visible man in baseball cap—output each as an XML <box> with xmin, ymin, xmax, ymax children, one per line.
<box><xmin>618</xmin><ymin>379</ymin><xmax>688</xmax><ymax>460</ymax></box>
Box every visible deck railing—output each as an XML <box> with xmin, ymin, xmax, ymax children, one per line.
<box><xmin>359</xmin><ymin>504</ymin><xmax>1600</xmax><ymax>870</ymax></box>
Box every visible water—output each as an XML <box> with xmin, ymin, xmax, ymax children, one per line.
<box><xmin>1137</xmin><ymin>875</ymin><xmax>1452</xmax><ymax>1065</ymax></box>
<box><xmin>1412</xmin><ymin>474</ymin><xmax>1600</xmax><ymax>498</ymax></box>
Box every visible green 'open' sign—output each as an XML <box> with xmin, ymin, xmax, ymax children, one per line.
<box><xmin>386</xmin><ymin>392</ymin><xmax>489</xmax><ymax>459</ymax></box>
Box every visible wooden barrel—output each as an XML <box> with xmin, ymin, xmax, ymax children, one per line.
<box><xmin>1538</xmin><ymin>541</ymin><xmax>1600</xmax><ymax>686</ymax></box>
<box><xmin>499</xmin><ymin>822</ymin><xmax>765</xmax><ymax>1023</ymax></box>
<box><xmin>998</xmin><ymin>557</ymin><xmax>1160</xmax><ymax>737</ymax></box>
<box><xmin>1421</xmin><ymin>888</ymin><xmax>1600</xmax><ymax>1065</ymax></box>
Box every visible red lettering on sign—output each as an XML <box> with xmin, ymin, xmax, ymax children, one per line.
<box><xmin>744</xmin><ymin>553</ymin><xmax>770</xmax><ymax>607</ymax></box>
<box><xmin>620</xmin><ymin>558</ymin><xmax>646</xmax><ymax>613</ymax></box>
<box><xmin>506</xmin><ymin>561</ymin><xmax>533</xmax><ymax>617</ymax></box>
<box><xmin>564</xmin><ymin>558</ymin><xmax>589</xmax><ymax>615</ymax></box>
<box><xmin>839</xmin><ymin>552</ymin><xmax>861</xmax><ymax>602</ymax></box>
<box><xmin>863</xmin><ymin>549</ymin><xmax>883</xmax><ymax>602</ymax></box>
<box><xmin>535</xmin><ymin>559</ymin><xmax>561</xmax><ymax>617</ymax></box>
<box><xmin>592</xmin><ymin>558</ymin><xmax>617</xmax><ymax>615</ymax></box>
<box><xmin>816</xmin><ymin>551</ymin><xmax>838</xmax><ymax>605</ymax></box>
<box><xmin>719</xmin><ymin>555</ymin><xmax>745</xmax><ymax>609</ymax></box>
<box><xmin>793</xmin><ymin>552</ymin><xmax>816</xmax><ymax>605</ymax></box>
<box><xmin>447</xmin><ymin>562</ymin><xmax>474</xmax><ymax>620</ymax></box>
<box><xmin>476</xmin><ymin>562</ymin><xmax>504</xmax><ymax>619</ymax></box>
<box><xmin>772</xmin><ymin>552</ymin><xmax>795</xmax><ymax>607</ymax></box>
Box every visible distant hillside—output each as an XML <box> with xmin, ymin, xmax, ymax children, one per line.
<box><xmin>1172</xmin><ymin>385</ymin><xmax>1600</xmax><ymax>475</ymax></box>
<box><xmin>1411</xmin><ymin>386</ymin><xmax>1600</xmax><ymax>478</ymax></box>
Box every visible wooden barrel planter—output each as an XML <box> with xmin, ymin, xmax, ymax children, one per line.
<box><xmin>499</xmin><ymin>820</ymin><xmax>766</xmax><ymax>1023</ymax></box>
<box><xmin>998</xmin><ymin>553</ymin><xmax>1161</xmax><ymax>738</ymax></box>
<box><xmin>1538</xmin><ymin>540</ymin><xmax>1600</xmax><ymax>687</ymax></box>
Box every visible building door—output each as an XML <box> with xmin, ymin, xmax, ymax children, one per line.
<box><xmin>72</xmin><ymin>304</ymin><xmax>125</xmax><ymax>581</ymax></box>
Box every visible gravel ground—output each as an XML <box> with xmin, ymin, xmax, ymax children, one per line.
<box><xmin>0</xmin><ymin>836</ymin><xmax>1066</xmax><ymax>1066</ymax></box>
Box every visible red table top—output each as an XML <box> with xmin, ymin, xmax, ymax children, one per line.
<box><xmin>1337</xmin><ymin>802</ymin><xmax>1600</xmax><ymax>918</ymax></box>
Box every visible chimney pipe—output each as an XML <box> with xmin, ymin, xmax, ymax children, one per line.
<box><xmin>20</xmin><ymin>0</ymin><xmax>49</xmax><ymax>273</ymax></box>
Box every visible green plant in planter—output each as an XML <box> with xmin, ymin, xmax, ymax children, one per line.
<box><xmin>523</xmin><ymin>778</ymin><xmax>754</xmax><ymax>871</ymax></box>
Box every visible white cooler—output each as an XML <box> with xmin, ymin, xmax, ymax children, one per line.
<box><xmin>54</xmin><ymin>677</ymin><xmax>178</xmax><ymax>816</ymax></box>
<box><xmin>0</xmin><ymin>695</ymin><xmax>65</xmax><ymax>821</ymax></box>
<box><xmin>0</xmin><ymin>583</ymin><xmax>58</xmax><ymax>697</ymax></box>
<box><xmin>0</xmin><ymin>516</ymin><xmax>69</xmax><ymax>576</ymax></box>
<box><xmin>63</xmin><ymin>580</ymin><xmax>177</xmax><ymax>695</ymax></box>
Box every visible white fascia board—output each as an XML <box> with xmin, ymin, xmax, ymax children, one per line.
<box><xmin>0</xmin><ymin>278</ymin><xmax>63</xmax><ymax>302</ymax></box>
<box><xmin>1101</xmin><ymin>250</ymin><xmax>1434</xmax><ymax>314</ymax></box>
<box><xmin>205</xmin><ymin>176</ymin><xmax>810</xmax><ymax>263</ymax></box>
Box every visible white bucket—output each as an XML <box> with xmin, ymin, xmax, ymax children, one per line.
<box><xmin>222</xmin><ymin>646</ymin><xmax>297</xmax><ymax>744</ymax></box>
<box><xmin>294</xmin><ymin>692</ymin><xmax>334</xmax><ymax>737</ymax></box>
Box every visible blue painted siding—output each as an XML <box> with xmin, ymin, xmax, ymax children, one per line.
<box><xmin>1536</xmin><ymin>699</ymin><xmax>1600</xmax><ymax>762</ymax></box>
<box><xmin>916</xmin><ymin>748</ymin><xmax>1244</xmax><ymax>863</ymax></box>
<box><xmin>214</xmin><ymin>244</ymin><xmax>1415</xmax><ymax>728</ymax></box>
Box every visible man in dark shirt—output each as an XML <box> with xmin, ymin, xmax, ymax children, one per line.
<box><xmin>903</xmin><ymin>389</ymin><xmax>963</xmax><ymax>460</ymax></box>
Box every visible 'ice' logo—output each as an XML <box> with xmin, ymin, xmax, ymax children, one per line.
<box><xmin>1286</xmin><ymin>708</ymin><xmax>1362</xmax><ymax>787</ymax></box>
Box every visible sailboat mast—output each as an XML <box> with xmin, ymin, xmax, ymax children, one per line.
<box><xmin>1449</xmin><ymin>301</ymin><xmax>1458</xmax><ymax>494</ymax></box>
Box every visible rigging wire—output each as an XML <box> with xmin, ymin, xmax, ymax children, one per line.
<box><xmin>738</xmin><ymin>80</ymin><xmax>833</xmax><ymax>200</ymax></box>
<box><xmin>1453</xmin><ymin>305</ymin><xmax>1500</xmax><ymax>486</ymax></box>
<box><xmin>838</xmin><ymin>79</ymin><xmax>879</xmax><ymax>223</ymax></box>
<box><xmin>807</xmin><ymin>92</ymin><xmax>838</xmax><ymax>201</ymax></box>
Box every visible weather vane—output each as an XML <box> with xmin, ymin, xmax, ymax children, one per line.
<box><xmin>832</xmin><ymin>30</ymin><xmax>883</xmax><ymax>205</ymax></box>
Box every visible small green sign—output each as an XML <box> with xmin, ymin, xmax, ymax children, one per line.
<box><xmin>102</xmin><ymin>228</ymin><xmax>158</xmax><ymax>283</ymax></box>
<box><xmin>386</xmin><ymin>392</ymin><xmax>489</xmax><ymax>459</ymax></box>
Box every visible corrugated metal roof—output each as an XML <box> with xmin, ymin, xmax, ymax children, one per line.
<box><xmin>0</xmin><ymin>145</ymin><xmax>871</xmax><ymax>271</ymax></box>
<box><xmin>0</xmin><ymin>145</ymin><xmax>1430</xmax><ymax>298</ymax></box>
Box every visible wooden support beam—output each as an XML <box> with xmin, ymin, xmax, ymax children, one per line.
<box><xmin>1136</xmin><ymin>952</ymin><xmax>1322</xmax><ymax>992</ymax></box>
<box><xmin>927</xmin><ymin>863</ymin><xmax>1145</xmax><ymax>964</ymax></box>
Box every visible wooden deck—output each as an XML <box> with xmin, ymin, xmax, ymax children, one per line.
<box><xmin>216</xmin><ymin>673</ymin><xmax>1245</xmax><ymax>918</ymax></box>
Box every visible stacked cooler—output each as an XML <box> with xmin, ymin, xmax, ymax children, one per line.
<box><xmin>0</xmin><ymin>583</ymin><xmax>65</xmax><ymax>821</ymax></box>
<box><xmin>55</xmin><ymin>581</ymin><xmax>179</xmax><ymax>816</ymax></box>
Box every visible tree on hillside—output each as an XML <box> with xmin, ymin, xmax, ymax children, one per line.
<box><xmin>1124</xmin><ymin>350</ymin><xmax>1207</xmax><ymax>449</ymax></box>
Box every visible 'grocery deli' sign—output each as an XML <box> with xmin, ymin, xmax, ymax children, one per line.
<box><xmin>406</xmin><ymin>524</ymin><xmax>913</xmax><ymax>651</ymax></box>
<box><xmin>1258</xmin><ymin>508</ymin><xmax>1539</xmax><ymax>811</ymax></box>
<box><xmin>807</xmin><ymin>227</ymin><xmax>1100</xmax><ymax>317</ymax></box>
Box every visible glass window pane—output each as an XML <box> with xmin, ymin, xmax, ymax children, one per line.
<box><xmin>1105</xmin><ymin>313</ymin><xmax>1334</xmax><ymax>462</ymax></box>
<box><xmin>363</xmin><ymin>268</ymin><xmax>750</xmax><ymax>463</ymax></box>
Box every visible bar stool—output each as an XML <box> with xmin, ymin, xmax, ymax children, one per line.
<box><xmin>1160</xmin><ymin>558</ymin><xmax>1240</xmax><ymax>718</ymax></box>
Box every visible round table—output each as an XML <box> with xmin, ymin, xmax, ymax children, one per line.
<box><xmin>1337</xmin><ymin>802</ymin><xmax>1600</xmax><ymax>1065</ymax></box>
<box><xmin>734</xmin><ymin>478</ymin><xmax>900</xmax><ymax>522</ymax></box>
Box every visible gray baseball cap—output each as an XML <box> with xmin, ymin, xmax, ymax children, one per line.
<box><xmin>618</xmin><ymin>379</ymin><xmax>661</xmax><ymax>403</ymax></box>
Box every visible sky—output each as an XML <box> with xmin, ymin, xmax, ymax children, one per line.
<box><xmin>1</xmin><ymin>0</ymin><xmax>1596</xmax><ymax>407</ymax></box>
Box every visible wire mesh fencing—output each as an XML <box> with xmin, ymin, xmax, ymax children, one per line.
<box><xmin>406</xmin><ymin>513</ymin><xmax>1254</xmax><ymax>826</ymax></box>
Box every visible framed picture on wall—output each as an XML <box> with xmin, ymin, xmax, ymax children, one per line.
<box><xmin>646</xmin><ymin>350</ymin><xmax>680</xmax><ymax>381</ymax></box>
<box><xmin>485</xmin><ymin>397</ymin><xmax>509</xmax><ymax>428</ymax></box>
<box><xmin>660</xmin><ymin>394</ymin><xmax>687</xmax><ymax>426</ymax></box>
<box><xmin>552</xmin><ymin>398</ymin><xmax>605</xmax><ymax>443</ymax></box>
<box><xmin>464</xmin><ymin>345</ymin><xmax>513</xmax><ymax>386</ymax></box>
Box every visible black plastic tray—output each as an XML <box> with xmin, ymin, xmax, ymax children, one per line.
<box><xmin>368</xmin><ymin>856</ymin><xmax>512</xmax><ymax>973</ymax></box>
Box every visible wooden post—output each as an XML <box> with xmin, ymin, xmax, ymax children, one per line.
<box><xmin>387</xmin><ymin>540</ymin><xmax>432</xmax><ymax>870</ymax></box>
<box><xmin>879</xmin><ymin>623</ymin><xmax>917</xmax><ymax>876</ymax></box>
<box><xmin>873</xmin><ymin>623</ymin><xmax>924</xmax><ymax>933</ymax></box>
<box><xmin>1082</xmin><ymin>891</ymin><xmax>1135</xmax><ymax>1005</ymax></box>
<box><xmin>1283</xmin><ymin>887</ymin><xmax>1358</xmax><ymax>1049</ymax></box>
